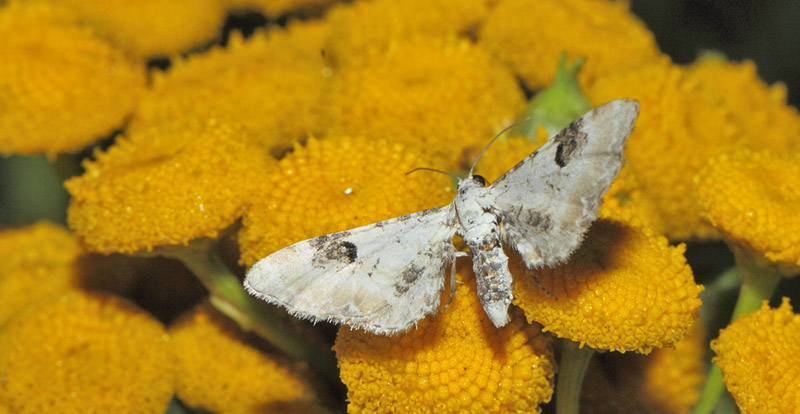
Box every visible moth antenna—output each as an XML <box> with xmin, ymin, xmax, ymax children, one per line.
<box><xmin>405</xmin><ymin>167</ymin><xmax>459</xmax><ymax>180</ymax></box>
<box><xmin>469</xmin><ymin>117</ymin><xmax>531</xmax><ymax>176</ymax></box>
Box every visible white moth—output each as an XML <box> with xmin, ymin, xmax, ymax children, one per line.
<box><xmin>245</xmin><ymin>99</ymin><xmax>639</xmax><ymax>335</ymax></box>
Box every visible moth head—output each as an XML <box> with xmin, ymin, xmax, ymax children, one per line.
<box><xmin>471</xmin><ymin>174</ymin><xmax>487</xmax><ymax>187</ymax></box>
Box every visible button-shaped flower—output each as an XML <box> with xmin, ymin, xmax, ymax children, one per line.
<box><xmin>170</xmin><ymin>303</ymin><xmax>324</xmax><ymax>413</ymax></box>
<box><xmin>480</xmin><ymin>0</ymin><xmax>661</xmax><ymax>91</ymax></box>
<box><xmin>317</xmin><ymin>37</ymin><xmax>525</xmax><ymax>165</ymax></box>
<box><xmin>0</xmin><ymin>2</ymin><xmax>145</xmax><ymax>156</ymax></box>
<box><xmin>66</xmin><ymin>116</ymin><xmax>272</xmax><ymax>254</ymax></box>
<box><xmin>334</xmin><ymin>263</ymin><xmax>555</xmax><ymax>413</ymax></box>
<box><xmin>695</xmin><ymin>149</ymin><xmax>800</xmax><ymax>274</ymax></box>
<box><xmin>711</xmin><ymin>298</ymin><xmax>800</xmax><ymax>414</ymax></box>
<box><xmin>0</xmin><ymin>291</ymin><xmax>174</xmax><ymax>414</ymax></box>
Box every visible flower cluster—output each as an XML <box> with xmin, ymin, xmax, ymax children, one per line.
<box><xmin>2</xmin><ymin>0</ymin><xmax>798</xmax><ymax>412</ymax></box>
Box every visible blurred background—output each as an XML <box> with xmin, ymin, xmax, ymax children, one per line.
<box><xmin>1</xmin><ymin>0</ymin><xmax>799</xmax><ymax>227</ymax></box>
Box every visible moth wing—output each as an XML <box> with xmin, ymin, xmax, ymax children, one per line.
<box><xmin>244</xmin><ymin>205</ymin><xmax>458</xmax><ymax>335</ymax></box>
<box><xmin>487</xmin><ymin>99</ymin><xmax>639</xmax><ymax>268</ymax></box>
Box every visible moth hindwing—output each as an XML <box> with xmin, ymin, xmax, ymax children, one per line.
<box><xmin>245</xmin><ymin>99</ymin><xmax>639</xmax><ymax>334</ymax></box>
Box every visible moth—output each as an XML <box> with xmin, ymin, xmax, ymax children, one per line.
<box><xmin>245</xmin><ymin>99</ymin><xmax>639</xmax><ymax>335</ymax></box>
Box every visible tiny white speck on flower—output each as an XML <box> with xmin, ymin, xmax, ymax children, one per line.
<box><xmin>344</xmin><ymin>188</ymin><xmax>353</xmax><ymax>195</ymax></box>
<box><xmin>245</xmin><ymin>100</ymin><xmax>640</xmax><ymax>335</ymax></box>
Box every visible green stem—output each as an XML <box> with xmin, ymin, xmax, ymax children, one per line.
<box><xmin>556</xmin><ymin>341</ymin><xmax>594</xmax><ymax>414</ymax></box>
<box><xmin>692</xmin><ymin>254</ymin><xmax>782</xmax><ymax>414</ymax></box>
<box><xmin>173</xmin><ymin>245</ymin><xmax>341</xmax><ymax>386</ymax></box>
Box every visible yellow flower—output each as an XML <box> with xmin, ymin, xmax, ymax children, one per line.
<box><xmin>581</xmin><ymin>323</ymin><xmax>706</xmax><ymax>414</ymax></box>
<box><xmin>324</xmin><ymin>0</ymin><xmax>488</xmax><ymax>67</ymax></box>
<box><xmin>640</xmin><ymin>322</ymin><xmax>706</xmax><ymax>413</ymax></box>
<box><xmin>129</xmin><ymin>20</ymin><xmax>329</xmax><ymax>155</ymax></box>
<box><xmin>0</xmin><ymin>1</ymin><xmax>146</xmax><ymax>156</ymax></box>
<box><xmin>238</xmin><ymin>136</ymin><xmax>454</xmax><ymax>266</ymax></box>
<box><xmin>711</xmin><ymin>298</ymin><xmax>800</xmax><ymax>414</ymax></box>
<box><xmin>46</xmin><ymin>0</ymin><xmax>226</xmax><ymax>59</ymax></box>
<box><xmin>66</xmin><ymin>116</ymin><xmax>273</xmax><ymax>254</ymax></box>
<box><xmin>319</xmin><ymin>36</ymin><xmax>525</xmax><ymax>165</ymax></box>
<box><xmin>512</xmin><ymin>219</ymin><xmax>703</xmax><ymax>353</ymax></box>
<box><xmin>686</xmin><ymin>56</ymin><xmax>800</xmax><ymax>154</ymax></box>
<box><xmin>0</xmin><ymin>291</ymin><xmax>174</xmax><ymax>414</ymax></box>
<box><xmin>479</xmin><ymin>0</ymin><xmax>661</xmax><ymax>91</ymax></box>
<box><xmin>0</xmin><ymin>222</ymin><xmax>85</xmax><ymax>324</ymax></box>
<box><xmin>222</xmin><ymin>0</ymin><xmax>335</xmax><ymax>16</ymax></box>
<box><xmin>169</xmin><ymin>303</ymin><xmax>323</xmax><ymax>413</ymax></box>
<box><xmin>585</xmin><ymin>59</ymin><xmax>738</xmax><ymax>239</ymax></box>
<box><xmin>695</xmin><ymin>149</ymin><xmax>800</xmax><ymax>274</ymax></box>
<box><xmin>334</xmin><ymin>261</ymin><xmax>555</xmax><ymax>413</ymax></box>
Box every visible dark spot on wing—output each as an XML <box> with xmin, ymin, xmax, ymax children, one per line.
<box><xmin>395</xmin><ymin>265</ymin><xmax>424</xmax><ymax>296</ymax></box>
<box><xmin>325</xmin><ymin>240</ymin><xmax>358</xmax><ymax>263</ymax></box>
<box><xmin>553</xmin><ymin>119</ymin><xmax>588</xmax><ymax>168</ymax></box>
<box><xmin>502</xmin><ymin>208</ymin><xmax>553</xmax><ymax>233</ymax></box>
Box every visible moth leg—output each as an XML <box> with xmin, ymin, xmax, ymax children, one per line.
<box><xmin>443</xmin><ymin>252</ymin><xmax>469</xmax><ymax>310</ymax></box>
<box><xmin>530</xmin><ymin>271</ymin><xmax>558</xmax><ymax>301</ymax></box>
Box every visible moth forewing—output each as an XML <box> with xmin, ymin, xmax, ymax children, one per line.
<box><xmin>245</xmin><ymin>99</ymin><xmax>639</xmax><ymax>334</ymax></box>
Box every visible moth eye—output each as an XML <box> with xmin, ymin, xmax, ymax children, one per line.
<box><xmin>472</xmin><ymin>175</ymin><xmax>487</xmax><ymax>186</ymax></box>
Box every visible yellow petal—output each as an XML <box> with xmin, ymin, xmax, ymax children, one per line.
<box><xmin>66</xmin><ymin>116</ymin><xmax>273</xmax><ymax>254</ymax></box>
<box><xmin>169</xmin><ymin>303</ymin><xmax>322</xmax><ymax>413</ymax></box>
<box><xmin>480</xmin><ymin>0</ymin><xmax>661</xmax><ymax>91</ymax></box>
<box><xmin>334</xmin><ymin>262</ymin><xmax>555</xmax><ymax>413</ymax></box>
<box><xmin>0</xmin><ymin>291</ymin><xmax>174</xmax><ymax>414</ymax></box>
<box><xmin>318</xmin><ymin>37</ymin><xmax>525</xmax><ymax>165</ymax></box>
<box><xmin>512</xmin><ymin>219</ymin><xmax>703</xmax><ymax>353</ymax></box>
<box><xmin>711</xmin><ymin>298</ymin><xmax>800</xmax><ymax>414</ymax></box>
<box><xmin>695</xmin><ymin>149</ymin><xmax>800</xmax><ymax>274</ymax></box>
<box><xmin>0</xmin><ymin>2</ymin><xmax>145</xmax><ymax>156</ymax></box>
<box><xmin>238</xmin><ymin>136</ymin><xmax>454</xmax><ymax>266</ymax></box>
<box><xmin>222</xmin><ymin>0</ymin><xmax>336</xmax><ymax>17</ymax></box>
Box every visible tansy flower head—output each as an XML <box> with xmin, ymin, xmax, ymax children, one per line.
<box><xmin>50</xmin><ymin>0</ymin><xmax>226</xmax><ymax>59</ymax></box>
<box><xmin>686</xmin><ymin>56</ymin><xmax>800</xmax><ymax>154</ymax></box>
<box><xmin>0</xmin><ymin>291</ymin><xmax>174</xmax><ymax>414</ymax></box>
<box><xmin>334</xmin><ymin>261</ymin><xmax>555</xmax><ymax>413</ymax></box>
<box><xmin>479</xmin><ymin>0</ymin><xmax>661</xmax><ymax>91</ymax></box>
<box><xmin>512</xmin><ymin>219</ymin><xmax>703</xmax><ymax>353</ymax></box>
<box><xmin>711</xmin><ymin>298</ymin><xmax>800</xmax><ymax>414</ymax></box>
<box><xmin>695</xmin><ymin>150</ymin><xmax>800</xmax><ymax>274</ymax></box>
<box><xmin>129</xmin><ymin>21</ymin><xmax>328</xmax><ymax>156</ymax></box>
<box><xmin>0</xmin><ymin>223</ymin><xmax>85</xmax><ymax>324</ymax></box>
<box><xmin>585</xmin><ymin>60</ymin><xmax>738</xmax><ymax>240</ymax></box>
<box><xmin>169</xmin><ymin>303</ymin><xmax>322</xmax><ymax>413</ymax></box>
<box><xmin>324</xmin><ymin>0</ymin><xmax>488</xmax><ymax>67</ymax></box>
<box><xmin>66</xmin><ymin>116</ymin><xmax>273</xmax><ymax>254</ymax></box>
<box><xmin>318</xmin><ymin>37</ymin><xmax>525</xmax><ymax>165</ymax></box>
<box><xmin>222</xmin><ymin>0</ymin><xmax>335</xmax><ymax>17</ymax></box>
<box><xmin>581</xmin><ymin>322</ymin><xmax>706</xmax><ymax>414</ymax></box>
<box><xmin>0</xmin><ymin>1</ymin><xmax>146</xmax><ymax>156</ymax></box>
<box><xmin>238</xmin><ymin>136</ymin><xmax>453</xmax><ymax>266</ymax></box>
